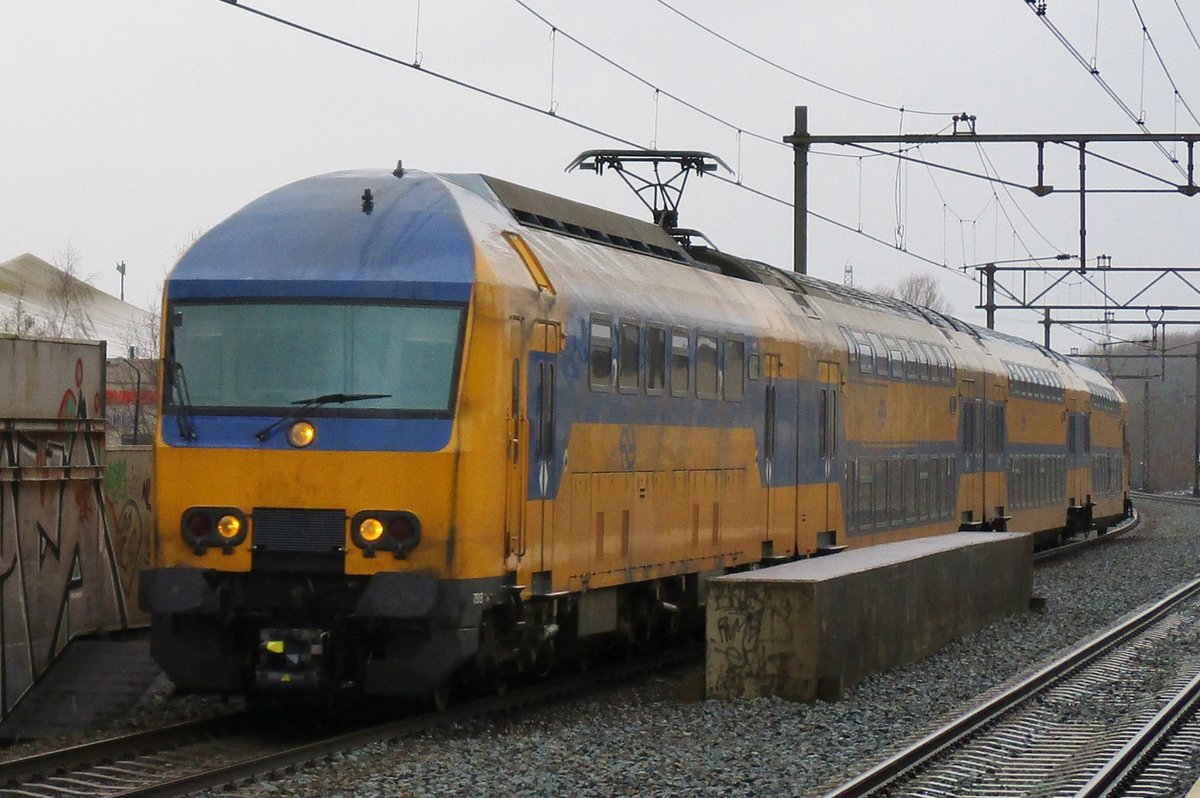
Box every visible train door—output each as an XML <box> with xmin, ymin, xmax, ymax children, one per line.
<box><xmin>763</xmin><ymin>354</ymin><xmax>792</xmax><ymax>552</ymax></box>
<box><xmin>818</xmin><ymin>361</ymin><xmax>840</xmax><ymax>538</ymax></box>
<box><xmin>504</xmin><ymin>317</ymin><xmax>527</xmax><ymax>568</ymax></box>
<box><xmin>527</xmin><ymin>320</ymin><xmax>561</xmax><ymax>590</ymax></box>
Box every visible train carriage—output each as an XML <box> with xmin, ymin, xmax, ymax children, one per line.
<box><xmin>141</xmin><ymin>167</ymin><xmax>1130</xmax><ymax>698</ymax></box>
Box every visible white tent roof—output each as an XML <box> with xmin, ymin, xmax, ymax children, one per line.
<box><xmin>0</xmin><ymin>253</ymin><xmax>155</xmax><ymax>356</ymax></box>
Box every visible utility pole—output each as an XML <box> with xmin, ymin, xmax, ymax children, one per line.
<box><xmin>793</xmin><ymin>106</ymin><xmax>809</xmax><ymax>275</ymax></box>
<box><xmin>984</xmin><ymin>263</ymin><xmax>997</xmax><ymax>329</ymax></box>
<box><xmin>1143</xmin><ymin>376</ymin><xmax>1152</xmax><ymax>492</ymax></box>
<box><xmin>116</xmin><ymin>261</ymin><xmax>126</xmax><ymax>302</ymax></box>
<box><xmin>1194</xmin><ymin>342</ymin><xmax>1199</xmax><ymax>496</ymax></box>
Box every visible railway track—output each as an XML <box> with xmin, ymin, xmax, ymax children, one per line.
<box><xmin>1130</xmin><ymin>490</ymin><xmax>1200</xmax><ymax>508</ymax></box>
<box><xmin>821</xmin><ymin>576</ymin><xmax>1200</xmax><ymax>797</ymax></box>
<box><xmin>1032</xmin><ymin>508</ymin><xmax>1139</xmax><ymax>564</ymax></box>
<box><xmin>0</xmin><ymin>646</ymin><xmax>698</xmax><ymax>798</ymax></box>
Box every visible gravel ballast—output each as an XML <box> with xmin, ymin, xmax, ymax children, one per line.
<box><xmin>111</xmin><ymin>502</ymin><xmax>1200</xmax><ymax>795</ymax></box>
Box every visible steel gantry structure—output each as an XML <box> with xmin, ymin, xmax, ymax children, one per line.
<box><xmin>784</xmin><ymin>106</ymin><xmax>1200</xmax><ymax>349</ymax></box>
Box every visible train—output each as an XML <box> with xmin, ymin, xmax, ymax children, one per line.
<box><xmin>140</xmin><ymin>163</ymin><xmax>1131</xmax><ymax>701</ymax></box>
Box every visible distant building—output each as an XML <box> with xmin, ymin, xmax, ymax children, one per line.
<box><xmin>0</xmin><ymin>253</ymin><xmax>159</xmax><ymax>445</ymax></box>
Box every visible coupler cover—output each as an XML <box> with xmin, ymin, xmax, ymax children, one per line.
<box><xmin>256</xmin><ymin>628</ymin><xmax>328</xmax><ymax>689</ymax></box>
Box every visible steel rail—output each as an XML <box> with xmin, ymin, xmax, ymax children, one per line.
<box><xmin>1130</xmin><ymin>490</ymin><xmax>1200</xmax><ymax>507</ymax></box>
<box><xmin>820</xmin><ymin>576</ymin><xmax>1200</xmax><ymax>798</ymax></box>
<box><xmin>0</xmin><ymin>645</ymin><xmax>697</xmax><ymax>798</ymax></box>
<box><xmin>121</xmin><ymin>645</ymin><xmax>698</xmax><ymax>798</ymax></box>
<box><xmin>1074</xmin><ymin>669</ymin><xmax>1200</xmax><ymax>797</ymax></box>
<box><xmin>0</xmin><ymin>713</ymin><xmax>247</xmax><ymax>786</ymax></box>
<box><xmin>1032</xmin><ymin>509</ymin><xmax>1140</xmax><ymax>563</ymax></box>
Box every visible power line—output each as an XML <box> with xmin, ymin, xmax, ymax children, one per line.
<box><xmin>1128</xmin><ymin>0</ymin><xmax>1200</xmax><ymax>127</ymax></box>
<box><xmin>217</xmin><ymin>0</ymin><xmax>1113</xmax><ymax>342</ymax></box>
<box><xmin>1024</xmin><ymin>3</ymin><xmax>1188</xmax><ymax>177</ymax></box>
<box><xmin>650</xmin><ymin>0</ymin><xmax>959</xmax><ymax>118</ymax></box>
<box><xmin>511</xmin><ymin>0</ymin><xmax>786</xmax><ymax>152</ymax></box>
<box><xmin>974</xmin><ymin>145</ymin><xmax>1063</xmax><ymax>255</ymax></box>
<box><xmin>215</xmin><ymin>0</ymin><xmax>971</xmax><ymax>287</ymax></box>
<box><xmin>1174</xmin><ymin>0</ymin><xmax>1200</xmax><ymax>53</ymax></box>
<box><xmin>216</xmin><ymin>1</ymin><xmax>644</xmax><ymax>149</ymax></box>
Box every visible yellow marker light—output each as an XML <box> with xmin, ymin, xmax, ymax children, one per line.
<box><xmin>359</xmin><ymin>517</ymin><xmax>384</xmax><ymax>543</ymax></box>
<box><xmin>266</xmin><ymin>640</ymin><xmax>285</xmax><ymax>654</ymax></box>
<box><xmin>216</xmin><ymin>514</ymin><xmax>241</xmax><ymax>540</ymax></box>
<box><xmin>288</xmin><ymin>421</ymin><xmax>316</xmax><ymax>448</ymax></box>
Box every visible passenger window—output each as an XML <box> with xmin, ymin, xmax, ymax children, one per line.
<box><xmin>589</xmin><ymin>317</ymin><xmax>613</xmax><ymax>391</ymax></box>
<box><xmin>696</xmin><ymin>334</ymin><xmax>719</xmax><ymax>398</ymax></box>
<box><xmin>940</xmin><ymin>346</ymin><xmax>955</xmax><ymax>383</ymax></box>
<box><xmin>724</xmin><ymin>339</ymin><xmax>745</xmax><ymax>401</ymax></box>
<box><xmin>670</xmin><ymin>330</ymin><xmax>690</xmax><ymax>396</ymax></box>
<box><xmin>646</xmin><ymin>325</ymin><xmax>667</xmax><ymax>394</ymax></box>
<box><xmin>839</xmin><ymin>326</ymin><xmax>858</xmax><ymax>370</ymax></box>
<box><xmin>883</xmin><ymin>336</ymin><xmax>905</xmax><ymax>379</ymax></box>
<box><xmin>852</xmin><ymin>331</ymin><xmax>874</xmax><ymax>374</ymax></box>
<box><xmin>899</xmin><ymin>339</ymin><xmax>918</xmax><ymax>381</ymax></box>
<box><xmin>866</xmin><ymin>332</ymin><xmax>888</xmax><ymax>377</ymax></box>
<box><xmin>618</xmin><ymin>321</ymin><xmax>639</xmax><ymax>392</ymax></box>
<box><xmin>916</xmin><ymin>342</ymin><xmax>932</xmax><ymax>382</ymax></box>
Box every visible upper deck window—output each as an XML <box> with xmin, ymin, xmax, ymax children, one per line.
<box><xmin>724</xmin><ymin>339</ymin><xmax>745</xmax><ymax>401</ymax></box>
<box><xmin>167</xmin><ymin>301</ymin><xmax>465</xmax><ymax>415</ymax></box>
<box><xmin>590</xmin><ymin>316</ymin><xmax>613</xmax><ymax>391</ymax></box>
<box><xmin>670</xmin><ymin>329</ymin><xmax>690</xmax><ymax>397</ymax></box>
<box><xmin>646</xmin><ymin>325</ymin><xmax>667</xmax><ymax>394</ymax></box>
<box><xmin>697</xmin><ymin>334</ymin><xmax>719</xmax><ymax>398</ymax></box>
<box><xmin>618</xmin><ymin>321</ymin><xmax>640</xmax><ymax>392</ymax></box>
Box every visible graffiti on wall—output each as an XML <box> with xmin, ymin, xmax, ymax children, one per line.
<box><xmin>0</xmin><ymin>338</ymin><xmax>149</xmax><ymax>719</ymax></box>
<box><xmin>103</xmin><ymin>449</ymin><xmax>152</xmax><ymax>628</ymax></box>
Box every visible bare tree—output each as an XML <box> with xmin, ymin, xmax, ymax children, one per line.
<box><xmin>49</xmin><ymin>245</ymin><xmax>95</xmax><ymax>338</ymax></box>
<box><xmin>0</xmin><ymin>288</ymin><xmax>55</xmax><ymax>336</ymax></box>
<box><xmin>875</xmin><ymin>273</ymin><xmax>953</xmax><ymax>315</ymax></box>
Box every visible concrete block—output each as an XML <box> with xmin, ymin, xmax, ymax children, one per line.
<box><xmin>706</xmin><ymin>532</ymin><xmax>1033</xmax><ymax>701</ymax></box>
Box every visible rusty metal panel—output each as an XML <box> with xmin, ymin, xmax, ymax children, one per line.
<box><xmin>0</xmin><ymin>335</ymin><xmax>142</xmax><ymax>718</ymax></box>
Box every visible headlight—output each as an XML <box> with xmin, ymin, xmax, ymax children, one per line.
<box><xmin>358</xmin><ymin>517</ymin><xmax>384</xmax><ymax>543</ymax></box>
<box><xmin>182</xmin><ymin>507</ymin><xmax>248</xmax><ymax>553</ymax></box>
<box><xmin>351</xmin><ymin>510</ymin><xmax>421</xmax><ymax>556</ymax></box>
<box><xmin>288</xmin><ymin>421</ymin><xmax>316</xmax><ymax>448</ymax></box>
<box><xmin>216</xmin><ymin>514</ymin><xmax>242</xmax><ymax>540</ymax></box>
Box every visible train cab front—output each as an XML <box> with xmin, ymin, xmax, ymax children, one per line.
<box><xmin>139</xmin><ymin>169</ymin><xmax>486</xmax><ymax>698</ymax></box>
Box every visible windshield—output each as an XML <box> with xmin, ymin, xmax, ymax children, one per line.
<box><xmin>168</xmin><ymin>301</ymin><xmax>465</xmax><ymax>414</ymax></box>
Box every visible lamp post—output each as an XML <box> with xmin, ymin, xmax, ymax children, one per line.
<box><xmin>116</xmin><ymin>261</ymin><xmax>126</xmax><ymax>302</ymax></box>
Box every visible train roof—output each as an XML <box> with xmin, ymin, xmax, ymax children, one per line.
<box><xmin>169</xmin><ymin>170</ymin><xmax>476</xmax><ymax>302</ymax></box>
<box><xmin>168</xmin><ymin>167</ymin><xmax>1116</xmax><ymax>385</ymax></box>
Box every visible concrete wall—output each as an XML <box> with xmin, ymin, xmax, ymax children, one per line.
<box><xmin>0</xmin><ymin>335</ymin><xmax>147</xmax><ymax>718</ymax></box>
<box><xmin>706</xmin><ymin>532</ymin><xmax>1033</xmax><ymax>702</ymax></box>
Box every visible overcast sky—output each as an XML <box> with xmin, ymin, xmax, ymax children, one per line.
<box><xmin>4</xmin><ymin>1</ymin><xmax>1198</xmax><ymax>352</ymax></box>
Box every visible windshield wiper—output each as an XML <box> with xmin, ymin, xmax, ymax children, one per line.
<box><xmin>171</xmin><ymin>360</ymin><xmax>198</xmax><ymax>441</ymax></box>
<box><xmin>254</xmin><ymin>393</ymin><xmax>392</xmax><ymax>442</ymax></box>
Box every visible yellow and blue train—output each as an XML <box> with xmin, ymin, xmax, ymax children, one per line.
<box><xmin>141</xmin><ymin>166</ymin><xmax>1131</xmax><ymax>698</ymax></box>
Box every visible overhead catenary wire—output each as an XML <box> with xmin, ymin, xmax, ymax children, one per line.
<box><xmin>216</xmin><ymin>0</ymin><xmax>1131</xmax><ymax>346</ymax></box>
<box><xmin>1024</xmin><ymin>3</ymin><xmax>1188</xmax><ymax>177</ymax></box>
<box><xmin>213</xmin><ymin>0</ymin><xmax>975</xmax><ymax>288</ymax></box>
<box><xmin>1174</xmin><ymin>0</ymin><xmax>1200</xmax><ymax>53</ymax></box>
<box><xmin>511</xmin><ymin>0</ymin><xmax>786</xmax><ymax>151</ymax></box>
<box><xmin>1128</xmin><ymin>0</ymin><xmax>1200</xmax><ymax>128</ymax></box>
<box><xmin>650</xmin><ymin>0</ymin><xmax>959</xmax><ymax>118</ymax></box>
